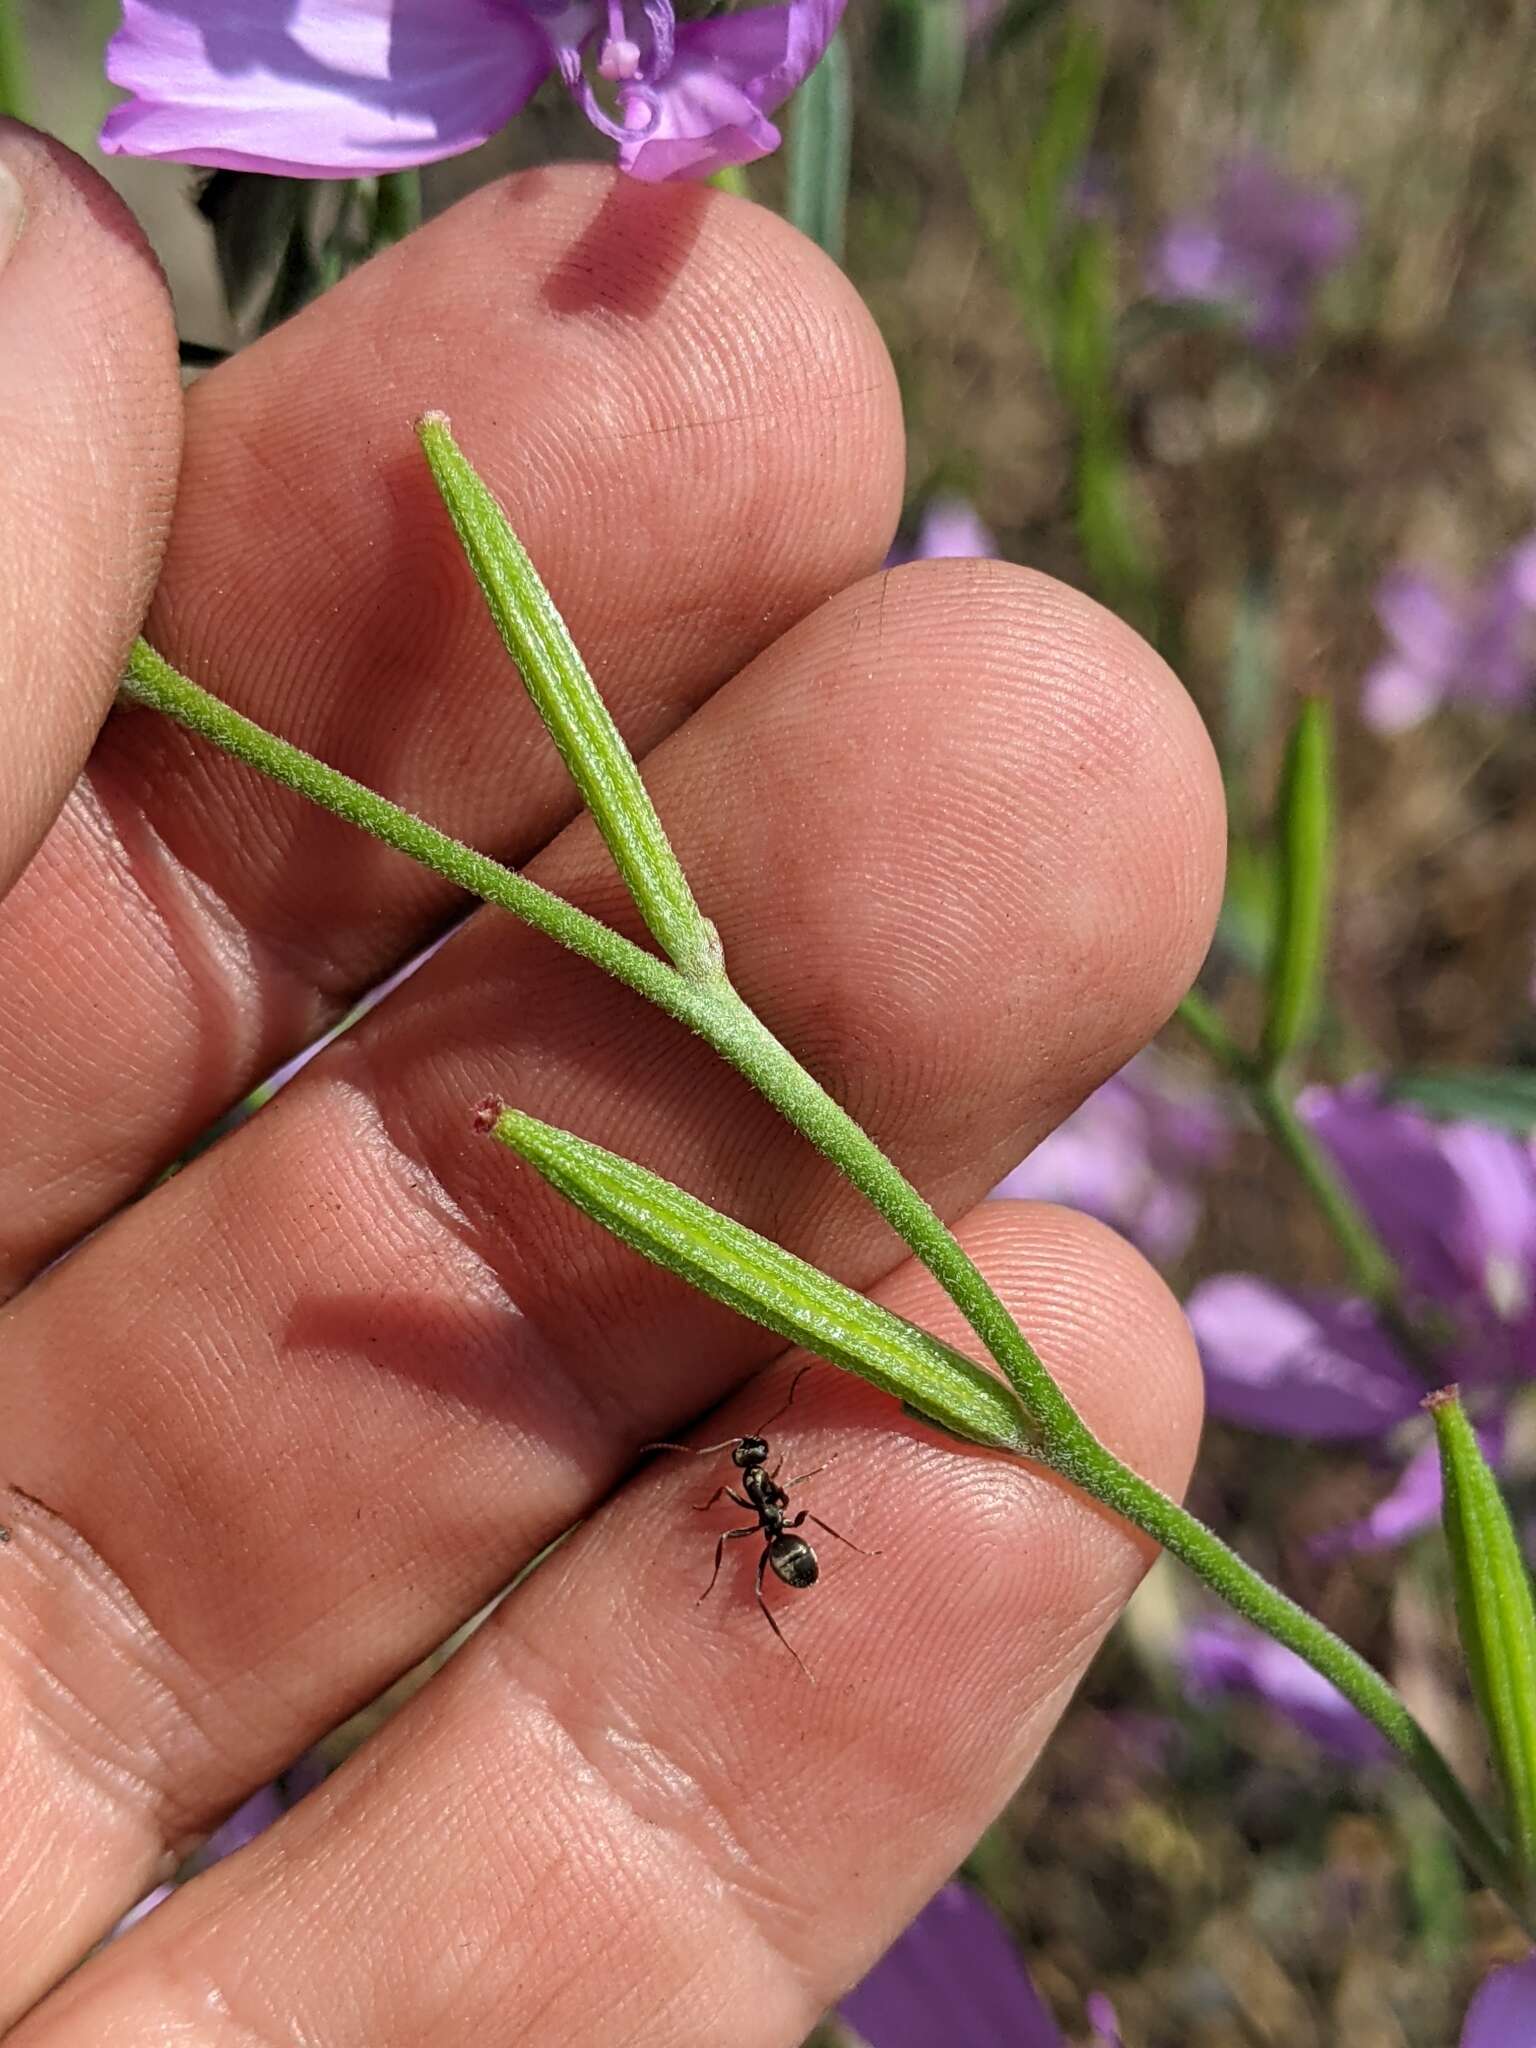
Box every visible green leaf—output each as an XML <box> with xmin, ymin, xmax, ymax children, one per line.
<box><xmin>1261</xmin><ymin>697</ymin><xmax>1333</xmax><ymax>1073</ymax></box>
<box><xmin>480</xmin><ymin>1100</ymin><xmax>1036</xmax><ymax>1456</ymax></box>
<box><xmin>1387</xmin><ymin>1070</ymin><xmax>1536</xmax><ymax>1136</ymax></box>
<box><xmin>416</xmin><ymin>415</ymin><xmax>722</xmax><ymax>982</ymax></box>
<box><xmin>1011</xmin><ymin>20</ymin><xmax>1105</xmax><ymax>334</ymax></box>
<box><xmin>986</xmin><ymin>0</ymin><xmax>1069</xmax><ymax>56</ymax></box>
<box><xmin>872</xmin><ymin>0</ymin><xmax>967</xmax><ymax>127</ymax></box>
<box><xmin>0</xmin><ymin>0</ymin><xmax>29</xmax><ymax>123</ymax></box>
<box><xmin>1430</xmin><ymin>1388</ymin><xmax>1536</xmax><ymax>1893</ymax></box>
<box><xmin>786</xmin><ymin>29</ymin><xmax>852</xmax><ymax>265</ymax></box>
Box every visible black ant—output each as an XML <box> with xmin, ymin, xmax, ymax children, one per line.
<box><xmin>644</xmin><ymin>1365</ymin><xmax>875</xmax><ymax>1678</ymax></box>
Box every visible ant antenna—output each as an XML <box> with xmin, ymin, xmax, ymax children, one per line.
<box><xmin>640</xmin><ymin>1364</ymin><xmax>817</xmax><ymax>1459</ymax></box>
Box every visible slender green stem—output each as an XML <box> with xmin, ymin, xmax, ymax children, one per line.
<box><xmin>0</xmin><ymin>0</ymin><xmax>29</xmax><ymax>124</ymax></box>
<box><xmin>119</xmin><ymin>641</ymin><xmax>1525</xmax><ymax>1924</ymax></box>
<box><xmin>1177</xmin><ymin>993</ymin><xmax>1402</xmax><ymax>1311</ymax></box>
<box><xmin>371</xmin><ymin>170</ymin><xmax>422</xmax><ymax>248</ymax></box>
<box><xmin>1048</xmin><ymin>1436</ymin><xmax>1525</xmax><ymax>1916</ymax></box>
<box><xmin>1250</xmin><ymin>1072</ymin><xmax>1400</xmax><ymax>1307</ymax></box>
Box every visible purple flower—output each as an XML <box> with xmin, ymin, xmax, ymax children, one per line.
<box><xmin>1180</xmin><ymin>1614</ymin><xmax>1390</xmax><ymax>1766</ymax></box>
<box><xmin>1462</xmin><ymin>1951</ymin><xmax>1536</xmax><ymax>2047</ymax></box>
<box><xmin>1149</xmin><ymin>154</ymin><xmax>1356</xmax><ymax>350</ymax></box>
<box><xmin>886</xmin><ymin>497</ymin><xmax>998</xmax><ymax>567</ymax></box>
<box><xmin>839</xmin><ymin>1883</ymin><xmax>1066</xmax><ymax>2048</ymax></box>
<box><xmin>1183</xmin><ymin>1273</ymin><xmax>1424</xmax><ymax>1439</ymax></box>
<box><xmin>99</xmin><ymin>0</ymin><xmax>845</xmax><ymax>184</ymax></box>
<box><xmin>1313</xmin><ymin>1414</ymin><xmax>1506</xmax><ymax>1558</ymax></box>
<box><xmin>1085</xmin><ymin>1992</ymin><xmax>1123</xmax><ymax>2047</ymax></box>
<box><xmin>108</xmin><ymin>1750</ymin><xmax>328</xmax><ymax>1941</ymax></box>
<box><xmin>1187</xmin><ymin>1083</ymin><xmax>1536</xmax><ymax>1551</ymax></box>
<box><xmin>1361</xmin><ymin>537</ymin><xmax>1536</xmax><ymax>733</ymax></box>
<box><xmin>995</xmin><ymin>1055</ymin><xmax>1227</xmax><ymax>1264</ymax></box>
<box><xmin>1189</xmin><ymin>1087</ymin><xmax>1536</xmax><ymax>1428</ymax></box>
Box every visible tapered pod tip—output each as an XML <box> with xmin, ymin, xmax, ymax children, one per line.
<box><xmin>472</xmin><ymin>1095</ymin><xmax>505</xmax><ymax>1135</ymax></box>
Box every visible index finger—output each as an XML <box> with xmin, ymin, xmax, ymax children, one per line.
<box><xmin>0</xmin><ymin>123</ymin><xmax>179</xmax><ymax>893</ymax></box>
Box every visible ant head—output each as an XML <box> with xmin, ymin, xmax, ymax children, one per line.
<box><xmin>731</xmin><ymin>1434</ymin><xmax>769</xmax><ymax>1468</ymax></box>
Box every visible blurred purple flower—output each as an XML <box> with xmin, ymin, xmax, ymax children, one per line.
<box><xmin>100</xmin><ymin>0</ymin><xmax>845</xmax><ymax>184</ymax></box>
<box><xmin>1188</xmin><ymin>1083</ymin><xmax>1536</xmax><ymax>1549</ymax></box>
<box><xmin>1190</xmin><ymin>1086</ymin><xmax>1536</xmax><ymax>1424</ymax></box>
<box><xmin>1180</xmin><ymin>1614</ymin><xmax>1390</xmax><ymax>1766</ymax></box>
<box><xmin>109</xmin><ymin>1751</ymin><xmax>327</xmax><ymax>1941</ymax></box>
<box><xmin>995</xmin><ymin>1055</ymin><xmax>1228</xmax><ymax>1264</ymax></box>
<box><xmin>1085</xmin><ymin>1992</ymin><xmax>1123</xmax><ymax>2047</ymax></box>
<box><xmin>839</xmin><ymin>1883</ymin><xmax>1065</xmax><ymax>2047</ymax></box>
<box><xmin>1314</xmin><ymin>1414</ymin><xmax>1505</xmax><ymax>1558</ymax></box>
<box><xmin>1462</xmin><ymin>1951</ymin><xmax>1536</xmax><ymax>2047</ymax></box>
<box><xmin>1361</xmin><ymin>536</ymin><xmax>1536</xmax><ymax>733</ymax></box>
<box><xmin>1149</xmin><ymin>154</ymin><xmax>1356</xmax><ymax>350</ymax></box>
<box><xmin>1183</xmin><ymin>1274</ymin><xmax>1423</xmax><ymax>1439</ymax></box>
<box><xmin>886</xmin><ymin>497</ymin><xmax>998</xmax><ymax>567</ymax></box>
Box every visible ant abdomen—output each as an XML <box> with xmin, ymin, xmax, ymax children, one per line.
<box><xmin>768</xmin><ymin>1533</ymin><xmax>819</xmax><ymax>1589</ymax></box>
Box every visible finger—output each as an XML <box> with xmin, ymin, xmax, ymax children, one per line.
<box><xmin>19</xmin><ymin>1202</ymin><xmax>1202</xmax><ymax>2047</ymax></box>
<box><xmin>0</xmin><ymin>165</ymin><xmax>901</xmax><ymax>1287</ymax></box>
<box><xmin>0</xmin><ymin>558</ymin><xmax>1222</xmax><ymax>2005</ymax></box>
<box><xmin>0</xmin><ymin>122</ymin><xmax>179</xmax><ymax>893</ymax></box>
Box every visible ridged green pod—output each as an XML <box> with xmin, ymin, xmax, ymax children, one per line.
<box><xmin>417</xmin><ymin>414</ymin><xmax>720</xmax><ymax>981</ymax></box>
<box><xmin>480</xmin><ymin>1100</ymin><xmax>1036</xmax><ymax>1457</ymax></box>
<box><xmin>1261</xmin><ymin>697</ymin><xmax>1333</xmax><ymax>1073</ymax></box>
<box><xmin>1430</xmin><ymin>1388</ymin><xmax>1536</xmax><ymax>1894</ymax></box>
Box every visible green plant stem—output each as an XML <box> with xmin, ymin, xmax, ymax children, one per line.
<box><xmin>1250</xmin><ymin>1070</ymin><xmax>1400</xmax><ymax>1307</ymax></box>
<box><xmin>1177</xmin><ymin>991</ymin><xmax>1402</xmax><ymax>1311</ymax></box>
<box><xmin>371</xmin><ymin>170</ymin><xmax>422</xmax><ymax>247</ymax></box>
<box><xmin>0</xmin><ymin>0</ymin><xmax>29</xmax><ymax>123</ymax></box>
<box><xmin>119</xmin><ymin>641</ymin><xmax>1526</xmax><ymax>1924</ymax></box>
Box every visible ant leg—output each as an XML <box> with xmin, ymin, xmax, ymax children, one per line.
<box><xmin>698</xmin><ymin>1524</ymin><xmax>756</xmax><ymax>1604</ymax></box>
<box><xmin>692</xmin><ymin>1486</ymin><xmax>753</xmax><ymax>1514</ymax></box>
<box><xmin>791</xmin><ymin>1509</ymin><xmax>881</xmax><ymax>1558</ymax></box>
<box><xmin>755</xmin><ymin>1547</ymin><xmax>813</xmax><ymax>1683</ymax></box>
<box><xmin>780</xmin><ymin>1463</ymin><xmax>830</xmax><ymax>1490</ymax></box>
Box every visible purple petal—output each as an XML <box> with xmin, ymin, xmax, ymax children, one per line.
<box><xmin>1185</xmin><ymin>1275</ymin><xmax>1424</xmax><ymax>1439</ymax></box>
<box><xmin>1503</xmin><ymin>533</ymin><xmax>1536</xmax><ymax>611</ymax></box>
<box><xmin>200</xmin><ymin>1780</ymin><xmax>287</xmax><ymax>1862</ymax></box>
<box><xmin>101</xmin><ymin>0</ymin><xmax>551</xmax><ymax>175</ymax></box>
<box><xmin>994</xmin><ymin>1057</ymin><xmax>1224</xmax><ymax>1265</ymax></box>
<box><xmin>1302</xmin><ymin>1085</ymin><xmax>1536</xmax><ymax>1380</ymax></box>
<box><xmin>1151</xmin><ymin>154</ymin><xmax>1355</xmax><ymax>349</ymax></box>
<box><xmin>839</xmin><ymin>1883</ymin><xmax>1064</xmax><ymax>2048</ymax></box>
<box><xmin>1373</xmin><ymin>568</ymin><xmax>1463</xmax><ymax>677</ymax></box>
<box><xmin>617</xmin><ymin>0</ymin><xmax>846</xmax><ymax>182</ymax></box>
<box><xmin>1181</xmin><ymin>1615</ymin><xmax>1390</xmax><ymax>1766</ymax></box>
<box><xmin>1300</xmin><ymin>1085</ymin><xmax>1471</xmax><ymax>1303</ymax></box>
<box><xmin>1313</xmin><ymin>1437</ymin><xmax>1446</xmax><ymax>1556</ymax></box>
<box><xmin>902</xmin><ymin>497</ymin><xmax>999</xmax><ymax>563</ymax></box>
<box><xmin>1360</xmin><ymin>654</ymin><xmax>1445</xmax><ymax>734</ymax></box>
<box><xmin>1085</xmin><ymin>1992</ymin><xmax>1123</xmax><ymax>2047</ymax></box>
<box><xmin>1436</xmin><ymin>1122</ymin><xmax>1536</xmax><ymax>1317</ymax></box>
<box><xmin>108</xmin><ymin>1882</ymin><xmax>175</xmax><ymax>1942</ymax></box>
<box><xmin>1214</xmin><ymin>155</ymin><xmax>1357</xmax><ymax>272</ymax></box>
<box><xmin>1461</xmin><ymin>1951</ymin><xmax>1536</xmax><ymax>2048</ymax></box>
<box><xmin>1149</xmin><ymin>219</ymin><xmax>1234</xmax><ymax>303</ymax></box>
<box><xmin>1316</xmin><ymin>1412</ymin><xmax>1509</xmax><ymax>1558</ymax></box>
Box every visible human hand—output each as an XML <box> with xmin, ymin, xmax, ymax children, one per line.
<box><xmin>0</xmin><ymin>124</ymin><xmax>1223</xmax><ymax>2043</ymax></box>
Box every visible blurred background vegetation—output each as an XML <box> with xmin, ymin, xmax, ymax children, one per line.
<box><xmin>20</xmin><ymin>0</ymin><xmax>1536</xmax><ymax>2039</ymax></box>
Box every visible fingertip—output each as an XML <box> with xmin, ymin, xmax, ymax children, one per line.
<box><xmin>0</xmin><ymin>121</ymin><xmax>181</xmax><ymax>890</ymax></box>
